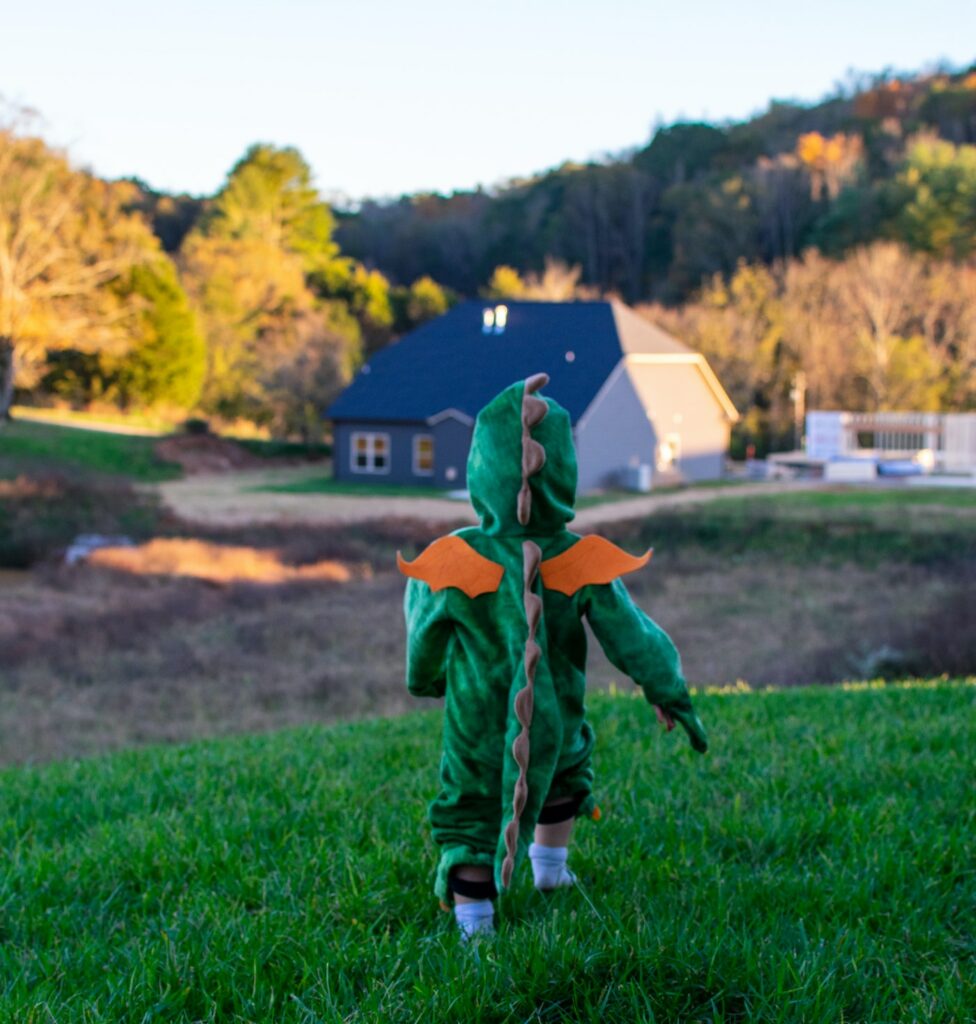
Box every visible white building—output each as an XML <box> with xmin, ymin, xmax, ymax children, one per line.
<box><xmin>806</xmin><ymin>410</ymin><xmax>976</xmax><ymax>475</ymax></box>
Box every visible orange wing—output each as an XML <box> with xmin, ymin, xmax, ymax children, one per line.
<box><xmin>396</xmin><ymin>535</ymin><xmax>504</xmax><ymax>598</ymax></box>
<box><xmin>540</xmin><ymin>535</ymin><xmax>652</xmax><ymax>596</ymax></box>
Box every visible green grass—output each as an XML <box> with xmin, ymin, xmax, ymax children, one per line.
<box><xmin>11</xmin><ymin>404</ymin><xmax>174</xmax><ymax>433</ymax></box>
<box><xmin>259</xmin><ymin>475</ymin><xmax>747</xmax><ymax>501</ymax></box>
<box><xmin>253</xmin><ymin>474</ymin><xmax>451</xmax><ymax>498</ymax></box>
<box><xmin>730</xmin><ymin>485</ymin><xmax>976</xmax><ymax>510</ymax></box>
<box><xmin>2</xmin><ymin>681</ymin><xmax>974</xmax><ymax>1023</ymax></box>
<box><xmin>0</xmin><ymin>420</ymin><xmax>181</xmax><ymax>481</ymax></box>
<box><xmin>610</xmin><ymin>500</ymin><xmax>976</xmax><ymax>572</ymax></box>
<box><xmin>235</xmin><ymin>438</ymin><xmax>332</xmax><ymax>461</ymax></box>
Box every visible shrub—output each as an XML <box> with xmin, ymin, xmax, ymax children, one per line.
<box><xmin>181</xmin><ymin>417</ymin><xmax>211</xmax><ymax>436</ymax></box>
<box><xmin>0</xmin><ymin>474</ymin><xmax>163</xmax><ymax>568</ymax></box>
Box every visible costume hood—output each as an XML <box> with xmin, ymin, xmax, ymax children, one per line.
<box><xmin>466</xmin><ymin>373</ymin><xmax>577</xmax><ymax>536</ymax></box>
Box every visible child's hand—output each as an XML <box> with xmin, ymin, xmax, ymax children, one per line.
<box><xmin>653</xmin><ymin>705</ymin><xmax>676</xmax><ymax>732</ymax></box>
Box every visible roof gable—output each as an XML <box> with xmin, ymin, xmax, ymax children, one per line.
<box><xmin>610</xmin><ymin>300</ymin><xmax>693</xmax><ymax>356</ymax></box>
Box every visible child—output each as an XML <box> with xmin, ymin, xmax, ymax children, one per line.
<box><xmin>398</xmin><ymin>374</ymin><xmax>708</xmax><ymax>939</ymax></box>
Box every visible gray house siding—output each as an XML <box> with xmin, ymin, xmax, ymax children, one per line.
<box><xmin>334</xmin><ymin>419</ymin><xmax>472</xmax><ymax>487</ymax></box>
<box><xmin>626</xmin><ymin>362</ymin><xmax>729</xmax><ymax>482</ymax></box>
<box><xmin>575</xmin><ymin>364</ymin><xmax>656</xmax><ymax>492</ymax></box>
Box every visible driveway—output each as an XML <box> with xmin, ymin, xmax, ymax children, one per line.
<box><xmin>155</xmin><ymin>468</ymin><xmax>821</xmax><ymax>529</ymax></box>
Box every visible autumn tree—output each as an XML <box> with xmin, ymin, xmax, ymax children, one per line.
<box><xmin>896</xmin><ymin>136</ymin><xmax>976</xmax><ymax>258</ymax></box>
<box><xmin>0</xmin><ymin>125</ymin><xmax>156</xmax><ymax>419</ymax></box>
<box><xmin>649</xmin><ymin>240</ymin><xmax>969</xmax><ymax>452</ymax></box>
<box><xmin>833</xmin><ymin>243</ymin><xmax>947</xmax><ymax>410</ymax></box>
<box><xmin>646</xmin><ymin>261</ymin><xmax>793</xmax><ymax>452</ymax></box>
<box><xmin>204</xmin><ymin>144</ymin><xmax>339</xmax><ymax>272</ymax></box>
<box><xmin>180</xmin><ymin>143</ymin><xmax>358</xmax><ymax>422</ymax></box>
<box><xmin>255</xmin><ymin>308</ymin><xmax>355</xmax><ymax>441</ymax></box>
<box><xmin>795</xmin><ymin>132</ymin><xmax>864</xmax><ymax>200</ymax></box>
<box><xmin>405</xmin><ymin>276</ymin><xmax>449</xmax><ymax>325</ymax></box>
<box><xmin>482</xmin><ymin>265</ymin><xmax>526</xmax><ymax>299</ymax></box>
<box><xmin>523</xmin><ymin>258</ymin><xmax>589</xmax><ymax>300</ymax></box>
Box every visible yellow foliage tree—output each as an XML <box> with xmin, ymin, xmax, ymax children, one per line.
<box><xmin>483</xmin><ymin>265</ymin><xmax>526</xmax><ymax>300</ymax></box>
<box><xmin>0</xmin><ymin>127</ymin><xmax>158</xmax><ymax>418</ymax></box>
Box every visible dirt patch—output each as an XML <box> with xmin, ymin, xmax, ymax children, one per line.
<box><xmin>87</xmin><ymin>538</ymin><xmax>361</xmax><ymax>586</ymax></box>
<box><xmin>154</xmin><ymin>435</ymin><xmax>265</xmax><ymax>474</ymax></box>
<box><xmin>153</xmin><ymin>477</ymin><xmax>828</xmax><ymax>530</ymax></box>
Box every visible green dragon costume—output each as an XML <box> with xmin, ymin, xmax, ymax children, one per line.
<box><xmin>398</xmin><ymin>374</ymin><xmax>707</xmax><ymax>902</ymax></box>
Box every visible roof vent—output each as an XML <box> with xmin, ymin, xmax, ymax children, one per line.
<box><xmin>482</xmin><ymin>304</ymin><xmax>509</xmax><ymax>334</ymax></box>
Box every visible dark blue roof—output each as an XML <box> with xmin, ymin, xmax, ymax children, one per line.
<box><xmin>327</xmin><ymin>300</ymin><xmax>632</xmax><ymax>425</ymax></box>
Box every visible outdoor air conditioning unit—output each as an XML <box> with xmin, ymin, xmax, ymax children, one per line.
<box><xmin>621</xmin><ymin>463</ymin><xmax>652</xmax><ymax>493</ymax></box>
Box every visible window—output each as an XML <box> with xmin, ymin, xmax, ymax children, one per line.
<box><xmin>350</xmin><ymin>431</ymin><xmax>391</xmax><ymax>474</ymax></box>
<box><xmin>413</xmin><ymin>434</ymin><xmax>435</xmax><ymax>476</ymax></box>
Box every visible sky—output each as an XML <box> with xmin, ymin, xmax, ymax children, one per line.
<box><xmin>2</xmin><ymin>0</ymin><xmax>974</xmax><ymax>203</ymax></box>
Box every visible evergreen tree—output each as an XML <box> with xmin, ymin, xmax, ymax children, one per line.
<box><xmin>113</xmin><ymin>260</ymin><xmax>207</xmax><ymax>410</ymax></box>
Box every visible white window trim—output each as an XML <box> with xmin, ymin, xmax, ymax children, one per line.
<box><xmin>413</xmin><ymin>433</ymin><xmax>435</xmax><ymax>476</ymax></box>
<box><xmin>350</xmin><ymin>431</ymin><xmax>391</xmax><ymax>475</ymax></box>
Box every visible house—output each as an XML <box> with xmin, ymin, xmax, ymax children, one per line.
<box><xmin>325</xmin><ymin>299</ymin><xmax>738</xmax><ymax>491</ymax></box>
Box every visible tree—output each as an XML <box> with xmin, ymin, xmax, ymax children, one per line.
<box><xmin>179</xmin><ymin>143</ymin><xmax>358</xmax><ymax>420</ymax></box>
<box><xmin>634</xmin><ymin>123</ymin><xmax>729</xmax><ymax>183</ymax></box>
<box><xmin>835</xmin><ymin>242</ymin><xmax>947</xmax><ymax>410</ymax></box>
<box><xmin>180</xmin><ymin>231</ymin><xmax>308</xmax><ymax>419</ymax></box>
<box><xmin>0</xmin><ymin>125</ymin><xmax>155</xmax><ymax>419</ymax></box>
<box><xmin>483</xmin><ymin>265</ymin><xmax>526</xmax><ymax>299</ymax></box>
<box><xmin>896</xmin><ymin>136</ymin><xmax>976</xmax><ymax>258</ymax></box>
<box><xmin>664</xmin><ymin>176</ymin><xmax>762</xmax><ymax>298</ymax></box>
<box><xmin>522</xmin><ymin>258</ymin><xmax>587</xmax><ymax>300</ymax></box>
<box><xmin>257</xmin><ymin>308</ymin><xmax>355</xmax><ymax>440</ymax></box>
<box><xmin>203</xmin><ymin>143</ymin><xmax>339</xmax><ymax>273</ymax></box>
<box><xmin>405</xmin><ymin>276</ymin><xmax>449</xmax><ymax>325</ymax></box>
<box><xmin>112</xmin><ymin>259</ymin><xmax>207</xmax><ymax>410</ymax></box>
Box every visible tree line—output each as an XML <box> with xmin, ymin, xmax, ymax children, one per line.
<box><xmin>1</xmin><ymin>64</ymin><xmax>975</xmax><ymax>450</ymax></box>
<box><xmin>0</xmin><ymin>121</ymin><xmax>450</xmax><ymax>437</ymax></box>
<box><xmin>337</xmin><ymin>69</ymin><xmax>976</xmax><ymax>302</ymax></box>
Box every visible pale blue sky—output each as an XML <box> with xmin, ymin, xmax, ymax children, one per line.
<box><xmin>2</xmin><ymin>0</ymin><xmax>973</xmax><ymax>202</ymax></box>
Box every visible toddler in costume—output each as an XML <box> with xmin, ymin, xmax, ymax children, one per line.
<box><xmin>398</xmin><ymin>374</ymin><xmax>708</xmax><ymax>939</ymax></box>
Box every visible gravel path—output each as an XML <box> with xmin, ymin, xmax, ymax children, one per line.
<box><xmin>155</xmin><ymin>468</ymin><xmax>823</xmax><ymax>529</ymax></box>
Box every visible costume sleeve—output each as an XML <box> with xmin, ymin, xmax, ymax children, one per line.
<box><xmin>582</xmin><ymin>579</ymin><xmax>708</xmax><ymax>753</ymax></box>
<box><xmin>403</xmin><ymin>577</ymin><xmax>455</xmax><ymax>699</ymax></box>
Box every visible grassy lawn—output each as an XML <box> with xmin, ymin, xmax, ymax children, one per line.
<box><xmin>255</xmin><ymin>475</ymin><xmax>751</xmax><ymax>502</ymax></box>
<box><xmin>0</xmin><ymin>420</ymin><xmax>182</xmax><ymax>482</ymax></box>
<box><xmin>10</xmin><ymin>404</ymin><xmax>175</xmax><ymax>433</ymax></box>
<box><xmin>252</xmin><ymin>473</ymin><xmax>452</xmax><ymax>498</ymax></box>
<box><xmin>2</xmin><ymin>680</ymin><xmax>973</xmax><ymax>1023</ymax></box>
<box><xmin>730</xmin><ymin>485</ymin><xmax>976</xmax><ymax>510</ymax></box>
<box><xmin>235</xmin><ymin>438</ymin><xmax>332</xmax><ymax>461</ymax></box>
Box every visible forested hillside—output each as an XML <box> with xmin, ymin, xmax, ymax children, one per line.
<box><xmin>2</xmin><ymin>63</ymin><xmax>975</xmax><ymax>450</ymax></box>
<box><xmin>337</xmin><ymin>68</ymin><xmax>976</xmax><ymax>302</ymax></box>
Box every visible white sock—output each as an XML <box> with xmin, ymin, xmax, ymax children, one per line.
<box><xmin>454</xmin><ymin>899</ymin><xmax>495</xmax><ymax>940</ymax></box>
<box><xmin>529</xmin><ymin>843</ymin><xmax>577</xmax><ymax>891</ymax></box>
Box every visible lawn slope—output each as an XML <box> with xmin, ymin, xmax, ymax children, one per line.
<box><xmin>0</xmin><ymin>420</ymin><xmax>180</xmax><ymax>481</ymax></box>
<box><xmin>2</xmin><ymin>682</ymin><xmax>974</xmax><ymax>1023</ymax></box>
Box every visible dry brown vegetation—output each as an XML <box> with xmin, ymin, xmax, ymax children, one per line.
<box><xmin>153</xmin><ymin>435</ymin><xmax>267</xmax><ymax>474</ymax></box>
<box><xmin>87</xmin><ymin>537</ymin><xmax>359</xmax><ymax>585</ymax></box>
<box><xmin>2</xmin><ymin>500</ymin><xmax>973</xmax><ymax>766</ymax></box>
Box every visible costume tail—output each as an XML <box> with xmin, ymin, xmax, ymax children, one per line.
<box><xmin>500</xmin><ymin>540</ymin><xmax>543</xmax><ymax>888</ymax></box>
<box><xmin>495</xmin><ymin>375</ymin><xmax>563</xmax><ymax>894</ymax></box>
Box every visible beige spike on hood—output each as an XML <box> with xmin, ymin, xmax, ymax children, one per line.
<box><xmin>517</xmin><ymin>374</ymin><xmax>549</xmax><ymax>527</ymax></box>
